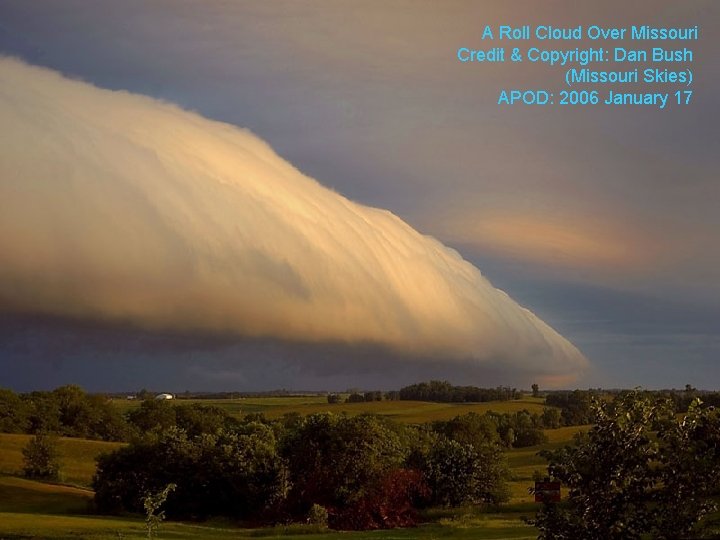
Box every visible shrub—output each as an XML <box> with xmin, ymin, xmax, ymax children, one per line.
<box><xmin>22</xmin><ymin>432</ymin><xmax>61</xmax><ymax>480</ymax></box>
<box><xmin>307</xmin><ymin>503</ymin><xmax>328</xmax><ymax>528</ymax></box>
<box><xmin>331</xmin><ymin>469</ymin><xmax>429</xmax><ymax>530</ymax></box>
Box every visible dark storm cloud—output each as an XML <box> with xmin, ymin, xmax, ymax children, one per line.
<box><xmin>0</xmin><ymin>0</ymin><xmax>718</xmax><ymax>389</ymax></box>
<box><xmin>0</xmin><ymin>57</ymin><xmax>588</xmax><ymax>389</ymax></box>
<box><xmin>0</xmin><ymin>312</ymin><xmax>570</xmax><ymax>392</ymax></box>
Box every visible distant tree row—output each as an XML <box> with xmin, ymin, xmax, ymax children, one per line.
<box><xmin>0</xmin><ymin>386</ymin><xmax>240</xmax><ymax>442</ymax></box>
<box><xmin>543</xmin><ymin>386</ymin><xmax>720</xmax><ymax>429</ymax></box>
<box><xmin>0</xmin><ymin>386</ymin><xmax>128</xmax><ymax>441</ymax></box>
<box><xmin>327</xmin><ymin>381</ymin><xmax>521</xmax><ymax>404</ymax></box>
<box><xmin>5</xmin><ymin>384</ymin><xmax>713</xmax><ymax>446</ymax></box>
<box><xmin>398</xmin><ymin>380</ymin><xmax>520</xmax><ymax>403</ymax></box>
<box><xmin>328</xmin><ymin>391</ymin><xmax>385</xmax><ymax>404</ymax></box>
<box><xmin>94</xmin><ymin>412</ymin><xmax>511</xmax><ymax>529</ymax></box>
<box><xmin>659</xmin><ymin>386</ymin><xmax>720</xmax><ymax>413</ymax></box>
<box><xmin>0</xmin><ymin>383</ymin><xmax>572</xmax><ymax>448</ymax></box>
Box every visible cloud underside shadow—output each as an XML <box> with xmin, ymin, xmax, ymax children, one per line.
<box><xmin>0</xmin><ymin>57</ymin><xmax>588</xmax><ymax>385</ymax></box>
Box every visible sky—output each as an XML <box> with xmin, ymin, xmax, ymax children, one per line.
<box><xmin>0</xmin><ymin>1</ymin><xmax>718</xmax><ymax>392</ymax></box>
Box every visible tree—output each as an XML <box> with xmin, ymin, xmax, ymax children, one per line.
<box><xmin>333</xmin><ymin>468</ymin><xmax>429</xmax><ymax>530</ymax></box>
<box><xmin>307</xmin><ymin>503</ymin><xmax>329</xmax><ymax>528</ymax></box>
<box><xmin>534</xmin><ymin>392</ymin><xmax>720</xmax><ymax>539</ymax></box>
<box><xmin>282</xmin><ymin>413</ymin><xmax>405</xmax><ymax>521</ymax></box>
<box><xmin>398</xmin><ymin>380</ymin><xmax>519</xmax><ymax>403</ymax></box>
<box><xmin>423</xmin><ymin>437</ymin><xmax>508</xmax><ymax>507</ymax></box>
<box><xmin>0</xmin><ymin>386</ymin><xmax>130</xmax><ymax>441</ymax></box>
<box><xmin>532</xmin><ymin>384</ymin><xmax>540</xmax><ymax>398</ymax></box>
<box><xmin>536</xmin><ymin>392</ymin><xmax>670</xmax><ymax>539</ymax></box>
<box><xmin>24</xmin><ymin>392</ymin><xmax>62</xmax><ymax>434</ymax></box>
<box><xmin>127</xmin><ymin>399</ymin><xmax>177</xmax><ymax>435</ymax></box>
<box><xmin>545</xmin><ymin>390</ymin><xmax>595</xmax><ymax>426</ymax></box>
<box><xmin>144</xmin><ymin>483</ymin><xmax>176</xmax><ymax>539</ymax></box>
<box><xmin>651</xmin><ymin>399</ymin><xmax>720</xmax><ymax>538</ymax></box>
<box><xmin>0</xmin><ymin>388</ymin><xmax>29</xmax><ymax>433</ymax></box>
<box><xmin>174</xmin><ymin>403</ymin><xmax>235</xmax><ymax>437</ymax></box>
<box><xmin>94</xmin><ymin>424</ymin><xmax>288</xmax><ymax>521</ymax></box>
<box><xmin>22</xmin><ymin>432</ymin><xmax>61</xmax><ymax>480</ymax></box>
<box><xmin>433</xmin><ymin>412</ymin><xmax>500</xmax><ymax>448</ymax></box>
<box><xmin>540</xmin><ymin>407</ymin><xmax>562</xmax><ymax>429</ymax></box>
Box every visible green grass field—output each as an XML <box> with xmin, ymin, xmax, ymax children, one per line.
<box><xmin>0</xmin><ymin>433</ymin><xmax>124</xmax><ymax>487</ymax></box>
<box><xmin>0</xmin><ymin>511</ymin><xmax>537</xmax><ymax>539</ymax></box>
<box><xmin>505</xmin><ymin>426</ymin><xmax>589</xmax><ymax>505</ymax></box>
<box><xmin>113</xmin><ymin>395</ymin><xmax>550</xmax><ymax>424</ymax></box>
<box><xmin>0</xmin><ymin>396</ymin><xmax>574</xmax><ymax>539</ymax></box>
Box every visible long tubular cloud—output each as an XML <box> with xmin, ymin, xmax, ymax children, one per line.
<box><xmin>0</xmin><ymin>57</ymin><xmax>588</xmax><ymax>382</ymax></box>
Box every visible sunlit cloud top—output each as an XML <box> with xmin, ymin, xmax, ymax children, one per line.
<box><xmin>0</xmin><ymin>57</ymin><xmax>588</xmax><ymax>383</ymax></box>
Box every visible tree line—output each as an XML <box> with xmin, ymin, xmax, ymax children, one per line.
<box><xmin>327</xmin><ymin>381</ymin><xmax>521</xmax><ymax>404</ymax></box>
<box><xmin>93</xmin><ymin>411</ymin><xmax>511</xmax><ymax>529</ymax></box>
<box><xmin>0</xmin><ymin>384</ymin><xmax>562</xmax><ymax>450</ymax></box>
<box><xmin>0</xmin><ymin>385</ymin><xmax>129</xmax><ymax>440</ymax></box>
<box><xmin>397</xmin><ymin>380</ymin><xmax>521</xmax><ymax>402</ymax></box>
<box><xmin>544</xmin><ymin>387</ymin><xmax>720</xmax><ymax>427</ymax></box>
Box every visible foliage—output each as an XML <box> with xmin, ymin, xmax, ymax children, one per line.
<box><xmin>55</xmin><ymin>385</ymin><xmax>129</xmax><ymax>440</ymax></box>
<box><xmin>399</xmin><ymin>380</ymin><xmax>519</xmax><ymax>403</ymax></box>
<box><xmin>307</xmin><ymin>503</ymin><xmax>328</xmax><ymax>528</ymax></box>
<box><xmin>282</xmin><ymin>413</ymin><xmax>406</xmax><ymax>519</ymax></box>
<box><xmin>487</xmin><ymin>410</ymin><xmax>548</xmax><ymax>448</ymax></box>
<box><xmin>423</xmin><ymin>437</ymin><xmax>509</xmax><ymax>507</ymax></box>
<box><xmin>540</xmin><ymin>407</ymin><xmax>562</xmax><ymax>429</ymax></box>
<box><xmin>144</xmin><ymin>483</ymin><xmax>176</xmax><ymax>539</ymax></box>
<box><xmin>126</xmin><ymin>399</ymin><xmax>177</xmax><ymax>435</ymax></box>
<box><xmin>651</xmin><ymin>399</ymin><xmax>720</xmax><ymax>538</ymax></box>
<box><xmin>23</xmin><ymin>391</ymin><xmax>62</xmax><ymax>434</ymax></box>
<box><xmin>544</xmin><ymin>390</ymin><xmax>595</xmax><ymax>426</ymax></box>
<box><xmin>0</xmin><ymin>388</ymin><xmax>30</xmax><ymax>433</ymax></box>
<box><xmin>94</xmin><ymin>424</ymin><xmax>288</xmax><ymax>521</ymax></box>
<box><xmin>535</xmin><ymin>392</ymin><xmax>720</xmax><ymax>539</ymax></box>
<box><xmin>174</xmin><ymin>403</ymin><xmax>237</xmax><ymax>437</ymax></box>
<box><xmin>433</xmin><ymin>412</ymin><xmax>500</xmax><ymax>448</ymax></box>
<box><xmin>331</xmin><ymin>468</ymin><xmax>429</xmax><ymax>530</ymax></box>
<box><xmin>1</xmin><ymin>386</ymin><xmax>127</xmax><ymax>441</ymax></box>
<box><xmin>93</xmin><ymin>412</ymin><xmax>476</xmax><ymax>530</ymax></box>
<box><xmin>434</xmin><ymin>410</ymin><xmax>550</xmax><ymax>449</ymax></box>
<box><xmin>2</xmin><ymin>385</ymin><xmax>534</xmax><ymax>531</ymax></box>
<box><xmin>22</xmin><ymin>432</ymin><xmax>61</xmax><ymax>480</ymax></box>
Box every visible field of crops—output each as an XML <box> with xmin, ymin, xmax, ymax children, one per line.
<box><xmin>0</xmin><ymin>396</ymin><xmax>576</xmax><ymax>539</ymax></box>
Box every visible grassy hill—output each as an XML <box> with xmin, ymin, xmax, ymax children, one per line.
<box><xmin>505</xmin><ymin>425</ymin><xmax>589</xmax><ymax>505</ymax></box>
<box><xmin>0</xmin><ymin>433</ymin><xmax>124</xmax><ymax>487</ymax></box>
<box><xmin>0</xmin><ymin>396</ymin><xmax>571</xmax><ymax>539</ymax></box>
